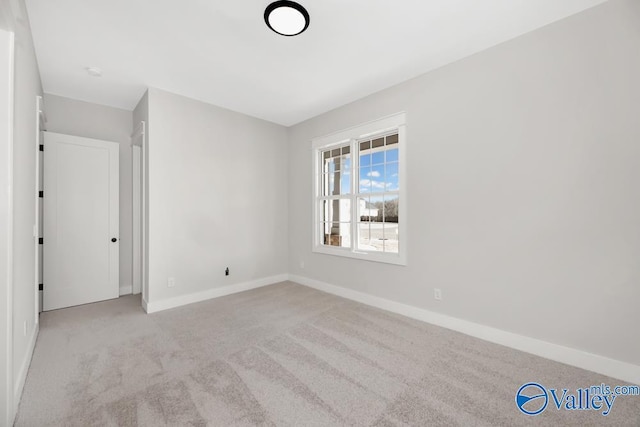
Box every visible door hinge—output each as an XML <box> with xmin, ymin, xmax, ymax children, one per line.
<box><xmin>39</xmin><ymin>144</ymin><xmax>44</xmax><ymax>151</ymax></box>
<box><xmin>38</xmin><ymin>284</ymin><xmax>43</xmax><ymax>291</ymax></box>
<box><xmin>38</xmin><ymin>191</ymin><xmax>43</xmax><ymax>198</ymax></box>
<box><xmin>38</xmin><ymin>238</ymin><xmax>43</xmax><ymax>244</ymax></box>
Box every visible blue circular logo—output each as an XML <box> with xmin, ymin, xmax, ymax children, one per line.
<box><xmin>516</xmin><ymin>382</ymin><xmax>548</xmax><ymax>416</ymax></box>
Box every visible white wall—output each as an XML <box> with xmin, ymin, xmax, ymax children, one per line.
<box><xmin>288</xmin><ymin>0</ymin><xmax>640</xmax><ymax>367</ymax></box>
<box><xmin>145</xmin><ymin>88</ymin><xmax>288</xmax><ymax>307</ymax></box>
<box><xmin>0</xmin><ymin>0</ymin><xmax>42</xmax><ymax>422</ymax></box>
<box><xmin>0</xmin><ymin>23</ymin><xmax>13</xmax><ymax>427</ymax></box>
<box><xmin>43</xmin><ymin>93</ymin><xmax>134</xmax><ymax>294</ymax></box>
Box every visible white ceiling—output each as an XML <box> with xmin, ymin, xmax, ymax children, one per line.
<box><xmin>25</xmin><ymin>0</ymin><xmax>607</xmax><ymax>126</ymax></box>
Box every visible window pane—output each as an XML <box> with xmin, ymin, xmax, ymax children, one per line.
<box><xmin>372</xmin><ymin>137</ymin><xmax>384</xmax><ymax>149</ymax></box>
<box><xmin>326</xmin><ymin>169</ymin><xmax>359</xmax><ymax>196</ymax></box>
<box><xmin>341</xmin><ymin>172</ymin><xmax>350</xmax><ymax>194</ymax></box>
<box><xmin>340</xmin><ymin>155</ymin><xmax>351</xmax><ymax>194</ymax></box>
<box><xmin>322</xmin><ymin>172</ymin><xmax>342</xmax><ymax>196</ymax></box>
<box><xmin>385</xmin><ymin>162</ymin><xmax>399</xmax><ymax>191</ymax></box>
<box><xmin>322</xmin><ymin>145</ymin><xmax>350</xmax><ymax>174</ymax></box>
<box><xmin>324</xmin><ymin>157</ymin><xmax>336</xmax><ymax>173</ymax></box>
<box><xmin>321</xmin><ymin>199</ymin><xmax>351</xmax><ymax>223</ymax></box>
<box><xmin>370</xmin><ymin>195</ymin><xmax>383</xmax><ymax>221</ymax></box>
<box><xmin>359</xmin><ymin>222</ymin><xmax>371</xmax><ymax>247</ymax></box>
<box><xmin>385</xmin><ymin>148</ymin><xmax>398</xmax><ymax>163</ymax></box>
<box><xmin>383</xmin><ymin>222</ymin><xmax>399</xmax><ymax>253</ymax></box>
<box><xmin>386</xmin><ymin>134</ymin><xmax>398</xmax><ymax>145</ymax></box>
<box><xmin>368</xmin><ymin>165</ymin><xmax>384</xmax><ymax>192</ymax></box>
<box><xmin>360</xmin><ymin>151</ymin><xmax>371</xmax><ymax>167</ymax></box>
<box><xmin>357</xmin><ymin>197</ymin><xmax>374</xmax><ymax>221</ymax></box>
<box><xmin>360</xmin><ymin>141</ymin><xmax>370</xmax><ymax>151</ymax></box>
<box><xmin>358</xmin><ymin>222</ymin><xmax>380</xmax><ymax>251</ymax></box>
<box><xmin>323</xmin><ymin>223</ymin><xmax>351</xmax><ymax>248</ymax></box>
<box><xmin>342</xmin><ymin>155</ymin><xmax>351</xmax><ymax>168</ymax></box>
<box><xmin>334</xmin><ymin>155</ymin><xmax>342</xmax><ymax>172</ymax></box>
<box><xmin>382</xmin><ymin>195</ymin><xmax>399</xmax><ymax>253</ymax></box>
<box><xmin>361</xmin><ymin>221</ymin><xmax>384</xmax><ymax>252</ymax></box>
<box><xmin>331</xmin><ymin>172</ymin><xmax>341</xmax><ymax>195</ymax></box>
<box><xmin>321</xmin><ymin>174</ymin><xmax>329</xmax><ymax>196</ymax></box>
<box><xmin>372</xmin><ymin>151</ymin><xmax>384</xmax><ymax>165</ymax></box>
<box><xmin>359</xmin><ymin>167</ymin><xmax>371</xmax><ymax>193</ymax></box>
<box><xmin>383</xmin><ymin>195</ymin><xmax>399</xmax><ymax>223</ymax></box>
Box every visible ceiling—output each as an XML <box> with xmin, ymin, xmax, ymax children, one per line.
<box><xmin>25</xmin><ymin>0</ymin><xmax>607</xmax><ymax>126</ymax></box>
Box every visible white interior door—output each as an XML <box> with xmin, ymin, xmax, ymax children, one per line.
<box><xmin>44</xmin><ymin>132</ymin><xmax>119</xmax><ymax>311</ymax></box>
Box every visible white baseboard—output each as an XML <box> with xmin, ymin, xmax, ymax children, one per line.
<box><xmin>141</xmin><ymin>297</ymin><xmax>148</xmax><ymax>313</ymax></box>
<box><xmin>288</xmin><ymin>274</ymin><xmax>640</xmax><ymax>386</ymax></box>
<box><xmin>13</xmin><ymin>322</ymin><xmax>39</xmax><ymax>415</ymax></box>
<box><xmin>119</xmin><ymin>284</ymin><xmax>133</xmax><ymax>296</ymax></box>
<box><xmin>145</xmin><ymin>274</ymin><xmax>289</xmax><ymax>314</ymax></box>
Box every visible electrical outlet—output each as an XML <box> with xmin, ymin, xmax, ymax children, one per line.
<box><xmin>225</xmin><ymin>267</ymin><xmax>229</xmax><ymax>276</ymax></box>
<box><xmin>299</xmin><ymin>260</ymin><xmax>305</xmax><ymax>269</ymax></box>
<box><xmin>167</xmin><ymin>277</ymin><xmax>175</xmax><ymax>288</ymax></box>
<box><xmin>434</xmin><ymin>288</ymin><xmax>442</xmax><ymax>301</ymax></box>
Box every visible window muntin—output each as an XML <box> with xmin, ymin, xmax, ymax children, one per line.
<box><xmin>313</xmin><ymin>114</ymin><xmax>406</xmax><ymax>265</ymax></box>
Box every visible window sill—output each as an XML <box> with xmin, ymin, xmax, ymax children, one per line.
<box><xmin>312</xmin><ymin>245</ymin><xmax>407</xmax><ymax>266</ymax></box>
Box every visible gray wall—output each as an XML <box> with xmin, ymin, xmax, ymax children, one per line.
<box><xmin>43</xmin><ymin>93</ymin><xmax>134</xmax><ymax>294</ymax></box>
<box><xmin>288</xmin><ymin>0</ymin><xmax>640</xmax><ymax>366</ymax></box>
<box><xmin>146</xmin><ymin>88</ymin><xmax>288</xmax><ymax>304</ymax></box>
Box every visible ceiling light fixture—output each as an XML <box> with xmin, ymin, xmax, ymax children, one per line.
<box><xmin>264</xmin><ymin>1</ymin><xmax>309</xmax><ymax>37</ymax></box>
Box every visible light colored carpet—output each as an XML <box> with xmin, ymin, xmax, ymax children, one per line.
<box><xmin>14</xmin><ymin>281</ymin><xmax>639</xmax><ymax>426</ymax></box>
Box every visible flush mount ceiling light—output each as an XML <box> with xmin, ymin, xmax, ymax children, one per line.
<box><xmin>264</xmin><ymin>1</ymin><xmax>310</xmax><ymax>36</ymax></box>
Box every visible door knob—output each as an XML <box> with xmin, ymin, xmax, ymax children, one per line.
<box><xmin>111</xmin><ymin>238</ymin><xmax>118</xmax><ymax>242</ymax></box>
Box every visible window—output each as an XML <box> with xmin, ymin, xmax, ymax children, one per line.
<box><xmin>312</xmin><ymin>113</ymin><xmax>406</xmax><ymax>265</ymax></box>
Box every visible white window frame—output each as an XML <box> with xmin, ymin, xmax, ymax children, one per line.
<box><xmin>311</xmin><ymin>112</ymin><xmax>407</xmax><ymax>265</ymax></box>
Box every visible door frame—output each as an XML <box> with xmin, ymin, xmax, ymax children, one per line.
<box><xmin>132</xmin><ymin>144</ymin><xmax>141</xmax><ymax>295</ymax></box>
<box><xmin>131</xmin><ymin>121</ymin><xmax>146</xmax><ymax>303</ymax></box>
<box><xmin>0</xmin><ymin>26</ymin><xmax>14</xmax><ymax>427</ymax></box>
<box><xmin>35</xmin><ymin>96</ymin><xmax>44</xmax><ymax>316</ymax></box>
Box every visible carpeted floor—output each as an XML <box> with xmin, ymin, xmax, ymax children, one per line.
<box><xmin>15</xmin><ymin>281</ymin><xmax>640</xmax><ymax>426</ymax></box>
